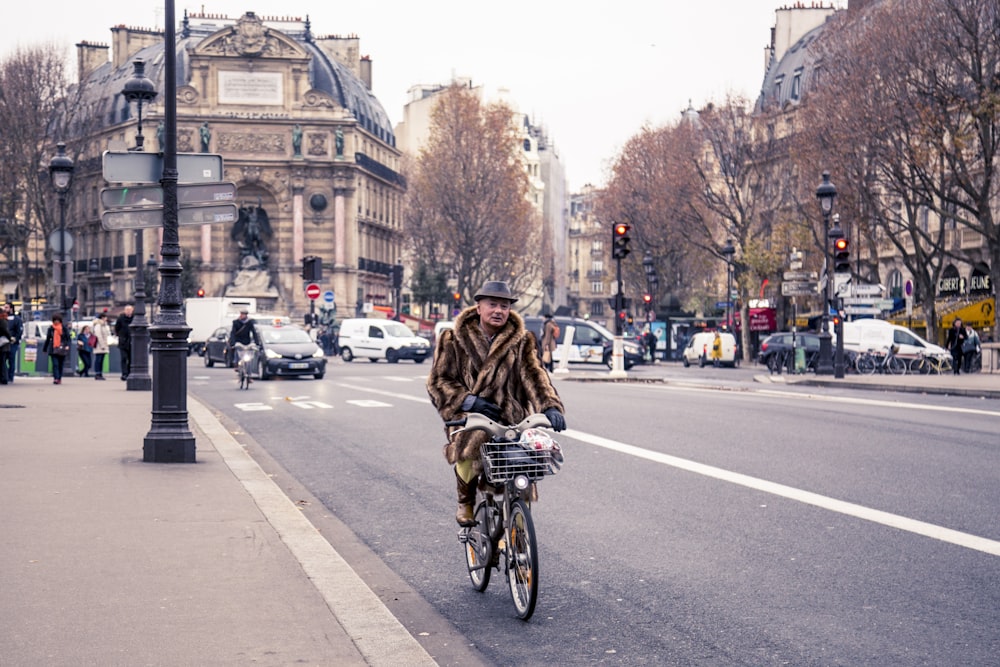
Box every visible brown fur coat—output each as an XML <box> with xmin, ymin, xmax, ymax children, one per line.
<box><xmin>427</xmin><ymin>306</ymin><xmax>564</xmax><ymax>465</ymax></box>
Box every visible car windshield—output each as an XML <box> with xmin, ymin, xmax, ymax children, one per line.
<box><xmin>383</xmin><ymin>322</ymin><xmax>415</xmax><ymax>337</ymax></box>
<box><xmin>260</xmin><ymin>326</ymin><xmax>312</xmax><ymax>344</ymax></box>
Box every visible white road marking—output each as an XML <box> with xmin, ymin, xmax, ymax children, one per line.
<box><xmin>346</xmin><ymin>399</ymin><xmax>392</xmax><ymax>408</ymax></box>
<box><xmin>234</xmin><ymin>402</ymin><xmax>273</xmax><ymax>411</ymax></box>
<box><xmin>334</xmin><ymin>383</ymin><xmax>429</xmax><ymax>403</ymax></box>
<box><xmin>564</xmin><ymin>428</ymin><xmax>1000</xmax><ymax>557</ymax></box>
<box><xmin>290</xmin><ymin>400</ymin><xmax>333</xmax><ymax>409</ymax></box>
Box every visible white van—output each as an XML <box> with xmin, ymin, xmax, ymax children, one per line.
<box><xmin>841</xmin><ymin>319</ymin><xmax>949</xmax><ymax>360</ymax></box>
<box><xmin>682</xmin><ymin>331</ymin><xmax>738</xmax><ymax>367</ymax></box>
<box><xmin>338</xmin><ymin>318</ymin><xmax>430</xmax><ymax>363</ymax></box>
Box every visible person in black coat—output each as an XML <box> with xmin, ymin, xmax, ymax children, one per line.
<box><xmin>114</xmin><ymin>304</ymin><xmax>134</xmax><ymax>380</ymax></box>
<box><xmin>945</xmin><ymin>318</ymin><xmax>968</xmax><ymax>375</ymax></box>
<box><xmin>228</xmin><ymin>309</ymin><xmax>261</xmax><ymax>367</ymax></box>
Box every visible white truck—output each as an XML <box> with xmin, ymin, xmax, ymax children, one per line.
<box><xmin>184</xmin><ymin>297</ymin><xmax>257</xmax><ymax>355</ymax></box>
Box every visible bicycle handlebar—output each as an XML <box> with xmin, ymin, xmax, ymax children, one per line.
<box><xmin>445</xmin><ymin>412</ymin><xmax>553</xmax><ymax>438</ymax></box>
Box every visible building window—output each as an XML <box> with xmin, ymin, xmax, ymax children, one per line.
<box><xmin>592</xmin><ymin>260</ymin><xmax>603</xmax><ymax>273</ymax></box>
<box><xmin>523</xmin><ymin>138</ymin><xmax>531</xmax><ymax>152</ymax></box>
<box><xmin>888</xmin><ymin>269</ymin><xmax>903</xmax><ymax>298</ymax></box>
<box><xmin>591</xmin><ymin>281</ymin><xmax>603</xmax><ymax>294</ymax></box>
<box><xmin>790</xmin><ymin>71</ymin><xmax>802</xmax><ymax>101</ymax></box>
<box><xmin>591</xmin><ymin>300</ymin><xmax>604</xmax><ymax>316</ymax></box>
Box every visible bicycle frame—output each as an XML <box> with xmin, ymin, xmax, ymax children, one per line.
<box><xmin>234</xmin><ymin>342</ymin><xmax>258</xmax><ymax>389</ymax></box>
<box><xmin>448</xmin><ymin>413</ymin><xmax>561</xmax><ymax>620</ymax></box>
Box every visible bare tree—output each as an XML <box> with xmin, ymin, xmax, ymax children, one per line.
<box><xmin>402</xmin><ymin>85</ymin><xmax>539</xmax><ymax>308</ymax></box>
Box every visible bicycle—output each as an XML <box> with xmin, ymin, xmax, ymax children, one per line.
<box><xmin>448</xmin><ymin>412</ymin><xmax>564</xmax><ymax>620</ymax></box>
<box><xmin>855</xmin><ymin>345</ymin><xmax>907</xmax><ymax>375</ymax></box>
<box><xmin>907</xmin><ymin>350</ymin><xmax>953</xmax><ymax>375</ymax></box>
<box><xmin>234</xmin><ymin>342</ymin><xmax>258</xmax><ymax>389</ymax></box>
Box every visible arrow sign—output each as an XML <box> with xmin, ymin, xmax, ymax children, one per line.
<box><xmin>102</xmin><ymin>151</ymin><xmax>223</xmax><ymax>184</ymax></box>
<box><xmin>781</xmin><ymin>281</ymin><xmax>818</xmax><ymax>296</ymax></box>
<box><xmin>101</xmin><ymin>203</ymin><xmax>238</xmax><ymax>230</ymax></box>
<box><xmin>783</xmin><ymin>270</ymin><xmax>818</xmax><ymax>281</ymax></box>
<box><xmin>101</xmin><ymin>182</ymin><xmax>236</xmax><ymax>208</ymax></box>
<box><xmin>305</xmin><ymin>283</ymin><xmax>321</xmax><ymax>300</ymax></box>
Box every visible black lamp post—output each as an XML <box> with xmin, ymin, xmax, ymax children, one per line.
<box><xmin>815</xmin><ymin>171</ymin><xmax>838</xmax><ymax>376</ymax></box>
<box><xmin>144</xmin><ymin>0</ymin><xmax>196</xmax><ymax>462</ymax></box>
<box><xmin>88</xmin><ymin>257</ymin><xmax>99</xmax><ymax>317</ymax></box>
<box><xmin>48</xmin><ymin>142</ymin><xmax>74</xmax><ymax>314</ymax></box>
<box><xmin>721</xmin><ymin>239</ymin><xmax>736</xmax><ymax>332</ymax></box>
<box><xmin>145</xmin><ymin>254</ymin><xmax>159</xmax><ymax>320</ymax></box>
<box><xmin>122</xmin><ymin>58</ymin><xmax>158</xmax><ymax>391</ymax></box>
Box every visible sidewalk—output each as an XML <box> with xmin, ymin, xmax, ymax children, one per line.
<box><xmin>1</xmin><ymin>375</ymin><xmax>437</xmax><ymax>666</ymax></box>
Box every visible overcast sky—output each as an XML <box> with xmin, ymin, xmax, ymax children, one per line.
<box><xmin>0</xmin><ymin>1</ymin><xmax>837</xmax><ymax>192</ymax></box>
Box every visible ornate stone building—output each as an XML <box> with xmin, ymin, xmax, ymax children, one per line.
<box><xmin>68</xmin><ymin>10</ymin><xmax>404</xmax><ymax>318</ymax></box>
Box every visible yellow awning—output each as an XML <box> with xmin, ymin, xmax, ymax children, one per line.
<box><xmin>939</xmin><ymin>297</ymin><xmax>995</xmax><ymax>330</ymax></box>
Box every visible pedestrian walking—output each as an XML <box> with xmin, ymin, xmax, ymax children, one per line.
<box><xmin>0</xmin><ymin>309</ymin><xmax>11</xmax><ymax>385</ymax></box>
<box><xmin>43</xmin><ymin>313</ymin><xmax>71</xmax><ymax>384</ymax></box>
<box><xmin>76</xmin><ymin>324</ymin><xmax>94</xmax><ymax>377</ymax></box>
<box><xmin>945</xmin><ymin>318</ymin><xmax>967</xmax><ymax>375</ymax></box>
<box><xmin>2</xmin><ymin>303</ymin><xmax>21</xmax><ymax>383</ymax></box>
<box><xmin>114</xmin><ymin>304</ymin><xmax>134</xmax><ymax>380</ymax></box>
<box><xmin>711</xmin><ymin>330</ymin><xmax>723</xmax><ymax>368</ymax></box>
<box><xmin>91</xmin><ymin>312</ymin><xmax>110</xmax><ymax>380</ymax></box>
<box><xmin>645</xmin><ymin>328</ymin><xmax>658</xmax><ymax>363</ymax></box>
<box><xmin>540</xmin><ymin>312</ymin><xmax>559</xmax><ymax>372</ymax></box>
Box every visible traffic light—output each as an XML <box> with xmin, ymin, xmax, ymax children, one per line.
<box><xmin>643</xmin><ymin>293</ymin><xmax>652</xmax><ymax>305</ymax></box>
<box><xmin>392</xmin><ymin>264</ymin><xmax>404</xmax><ymax>289</ymax></box>
<box><xmin>612</xmin><ymin>223</ymin><xmax>631</xmax><ymax>259</ymax></box>
<box><xmin>196</xmin><ymin>288</ymin><xmax>205</xmax><ymax>298</ymax></box>
<box><xmin>833</xmin><ymin>237</ymin><xmax>850</xmax><ymax>273</ymax></box>
<box><xmin>302</xmin><ymin>255</ymin><xmax>322</xmax><ymax>281</ymax></box>
<box><xmin>453</xmin><ymin>292</ymin><xmax>461</xmax><ymax>308</ymax></box>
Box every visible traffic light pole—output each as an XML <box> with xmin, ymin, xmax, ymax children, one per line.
<box><xmin>610</xmin><ymin>255</ymin><xmax>627</xmax><ymax>378</ymax></box>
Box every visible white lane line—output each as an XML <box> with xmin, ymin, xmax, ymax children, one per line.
<box><xmin>234</xmin><ymin>402</ymin><xmax>273</xmax><ymax>411</ymax></box>
<box><xmin>334</xmin><ymin>383</ymin><xmax>429</xmax><ymax>403</ymax></box>
<box><xmin>290</xmin><ymin>400</ymin><xmax>333</xmax><ymax>409</ymax></box>
<box><xmin>346</xmin><ymin>399</ymin><xmax>391</xmax><ymax>408</ymax></box>
<box><xmin>564</xmin><ymin>428</ymin><xmax>1000</xmax><ymax>557</ymax></box>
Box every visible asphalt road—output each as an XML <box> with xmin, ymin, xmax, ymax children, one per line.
<box><xmin>189</xmin><ymin>357</ymin><xmax>1000</xmax><ymax>666</ymax></box>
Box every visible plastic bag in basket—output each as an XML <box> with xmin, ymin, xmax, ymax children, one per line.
<box><xmin>519</xmin><ymin>428</ymin><xmax>564</xmax><ymax>469</ymax></box>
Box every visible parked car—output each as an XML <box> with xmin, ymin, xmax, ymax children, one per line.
<box><xmin>522</xmin><ymin>316</ymin><xmax>642</xmax><ymax>369</ymax></box>
<box><xmin>337</xmin><ymin>318</ymin><xmax>430</xmax><ymax>363</ymax></box>
<box><xmin>255</xmin><ymin>323</ymin><xmax>327</xmax><ymax>379</ymax></box>
<box><xmin>758</xmin><ymin>331</ymin><xmax>822</xmax><ymax>372</ymax></box>
<box><xmin>841</xmin><ymin>319</ymin><xmax>949</xmax><ymax>361</ymax></box>
<box><xmin>682</xmin><ymin>331</ymin><xmax>738</xmax><ymax>368</ymax></box>
<box><xmin>203</xmin><ymin>326</ymin><xmax>231</xmax><ymax>367</ymax></box>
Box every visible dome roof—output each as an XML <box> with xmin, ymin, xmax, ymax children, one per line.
<box><xmin>73</xmin><ymin>12</ymin><xmax>394</xmax><ymax>145</ymax></box>
<box><xmin>754</xmin><ymin>22</ymin><xmax>828</xmax><ymax>114</ymax></box>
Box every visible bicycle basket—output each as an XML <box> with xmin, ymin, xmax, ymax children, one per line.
<box><xmin>481</xmin><ymin>437</ymin><xmax>562</xmax><ymax>484</ymax></box>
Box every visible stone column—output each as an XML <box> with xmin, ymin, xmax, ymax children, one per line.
<box><xmin>293</xmin><ymin>187</ymin><xmax>304</xmax><ymax>263</ymax></box>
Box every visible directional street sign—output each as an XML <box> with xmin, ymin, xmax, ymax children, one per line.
<box><xmin>102</xmin><ymin>151</ymin><xmax>224</xmax><ymax>184</ymax></box>
<box><xmin>850</xmin><ymin>283</ymin><xmax>883</xmax><ymax>296</ymax></box>
<box><xmin>783</xmin><ymin>270</ymin><xmax>818</xmax><ymax>281</ymax></box>
<box><xmin>843</xmin><ymin>306</ymin><xmax>882</xmax><ymax>315</ymax></box>
<box><xmin>101</xmin><ymin>182</ymin><xmax>236</xmax><ymax>209</ymax></box>
<box><xmin>781</xmin><ymin>281</ymin><xmax>818</xmax><ymax>296</ymax></box>
<box><xmin>842</xmin><ymin>296</ymin><xmax>877</xmax><ymax>305</ymax></box>
<box><xmin>101</xmin><ymin>203</ymin><xmax>238</xmax><ymax>230</ymax></box>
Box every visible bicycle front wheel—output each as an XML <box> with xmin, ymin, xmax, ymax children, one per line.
<box><xmin>506</xmin><ymin>499</ymin><xmax>539</xmax><ymax>620</ymax></box>
<box><xmin>886</xmin><ymin>356</ymin><xmax>907</xmax><ymax>375</ymax></box>
<box><xmin>856</xmin><ymin>355</ymin><xmax>877</xmax><ymax>375</ymax></box>
<box><xmin>908</xmin><ymin>357</ymin><xmax>930</xmax><ymax>375</ymax></box>
<box><xmin>465</xmin><ymin>501</ymin><xmax>494</xmax><ymax>592</ymax></box>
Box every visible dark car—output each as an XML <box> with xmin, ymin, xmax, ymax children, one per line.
<box><xmin>523</xmin><ymin>316</ymin><xmax>642</xmax><ymax>369</ymax></box>
<box><xmin>203</xmin><ymin>326</ymin><xmax>231</xmax><ymax>367</ymax></box>
<box><xmin>758</xmin><ymin>331</ymin><xmax>821</xmax><ymax>372</ymax></box>
<box><xmin>255</xmin><ymin>323</ymin><xmax>327</xmax><ymax>380</ymax></box>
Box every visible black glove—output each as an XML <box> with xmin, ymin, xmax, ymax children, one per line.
<box><xmin>544</xmin><ymin>408</ymin><xmax>566</xmax><ymax>432</ymax></box>
<box><xmin>463</xmin><ymin>394</ymin><xmax>502</xmax><ymax>422</ymax></box>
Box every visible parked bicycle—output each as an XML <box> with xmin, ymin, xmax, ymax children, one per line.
<box><xmin>907</xmin><ymin>350</ymin><xmax>953</xmax><ymax>375</ymax></box>
<box><xmin>234</xmin><ymin>342</ymin><xmax>258</xmax><ymax>389</ymax></box>
<box><xmin>855</xmin><ymin>345</ymin><xmax>907</xmax><ymax>375</ymax></box>
<box><xmin>448</xmin><ymin>412</ymin><xmax>564</xmax><ymax>620</ymax></box>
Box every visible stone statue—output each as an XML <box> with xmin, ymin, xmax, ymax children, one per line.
<box><xmin>335</xmin><ymin>128</ymin><xmax>344</xmax><ymax>157</ymax></box>
<box><xmin>156</xmin><ymin>121</ymin><xmax>165</xmax><ymax>152</ymax></box>
<box><xmin>292</xmin><ymin>124</ymin><xmax>303</xmax><ymax>156</ymax></box>
<box><xmin>199</xmin><ymin>122</ymin><xmax>211</xmax><ymax>153</ymax></box>
<box><xmin>231</xmin><ymin>197</ymin><xmax>273</xmax><ymax>266</ymax></box>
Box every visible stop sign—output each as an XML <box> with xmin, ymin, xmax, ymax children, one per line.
<box><xmin>305</xmin><ymin>283</ymin><xmax>321</xmax><ymax>300</ymax></box>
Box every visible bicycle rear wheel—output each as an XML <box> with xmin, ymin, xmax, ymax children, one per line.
<box><xmin>506</xmin><ymin>499</ymin><xmax>539</xmax><ymax>620</ymax></box>
<box><xmin>464</xmin><ymin>500</ymin><xmax>494</xmax><ymax>592</ymax></box>
<box><xmin>856</xmin><ymin>354</ymin><xmax>877</xmax><ymax>375</ymax></box>
<box><xmin>887</xmin><ymin>356</ymin><xmax>907</xmax><ymax>375</ymax></box>
<box><xmin>909</xmin><ymin>357</ymin><xmax>931</xmax><ymax>375</ymax></box>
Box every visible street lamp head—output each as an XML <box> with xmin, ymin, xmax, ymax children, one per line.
<box><xmin>828</xmin><ymin>213</ymin><xmax>845</xmax><ymax>240</ymax></box>
<box><xmin>816</xmin><ymin>171</ymin><xmax>837</xmax><ymax>216</ymax></box>
<box><xmin>88</xmin><ymin>257</ymin><xmax>99</xmax><ymax>273</ymax></box>
<box><xmin>122</xmin><ymin>59</ymin><xmax>158</xmax><ymax>151</ymax></box>
<box><xmin>146</xmin><ymin>253</ymin><xmax>158</xmax><ymax>270</ymax></box>
<box><xmin>48</xmin><ymin>142</ymin><xmax>74</xmax><ymax>193</ymax></box>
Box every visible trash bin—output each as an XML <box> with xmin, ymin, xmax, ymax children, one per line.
<box><xmin>794</xmin><ymin>346</ymin><xmax>806</xmax><ymax>373</ymax></box>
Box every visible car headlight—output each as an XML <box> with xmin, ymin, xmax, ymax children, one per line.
<box><xmin>624</xmin><ymin>343</ymin><xmax>640</xmax><ymax>354</ymax></box>
<box><xmin>265</xmin><ymin>349</ymin><xmax>282</xmax><ymax>359</ymax></box>
<box><xmin>312</xmin><ymin>349</ymin><xmax>325</xmax><ymax>358</ymax></box>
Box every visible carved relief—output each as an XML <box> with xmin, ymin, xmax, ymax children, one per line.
<box><xmin>196</xmin><ymin>12</ymin><xmax>307</xmax><ymax>59</ymax></box>
<box><xmin>303</xmin><ymin>90</ymin><xmax>337</xmax><ymax>109</ymax></box>
<box><xmin>242</xmin><ymin>166</ymin><xmax>262</xmax><ymax>184</ymax></box>
<box><xmin>218</xmin><ymin>132</ymin><xmax>285</xmax><ymax>153</ymax></box>
<box><xmin>307</xmin><ymin>133</ymin><xmax>327</xmax><ymax>156</ymax></box>
<box><xmin>178</xmin><ymin>129</ymin><xmax>195</xmax><ymax>153</ymax></box>
<box><xmin>177</xmin><ymin>85</ymin><xmax>200</xmax><ymax>105</ymax></box>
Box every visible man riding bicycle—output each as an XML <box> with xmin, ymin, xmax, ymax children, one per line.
<box><xmin>228</xmin><ymin>308</ymin><xmax>261</xmax><ymax>369</ymax></box>
<box><xmin>427</xmin><ymin>280</ymin><xmax>566</xmax><ymax>525</ymax></box>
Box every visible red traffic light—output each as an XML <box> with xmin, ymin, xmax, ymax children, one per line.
<box><xmin>834</xmin><ymin>237</ymin><xmax>849</xmax><ymax>251</ymax></box>
<box><xmin>614</xmin><ymin>223</ymin><xmax>630</xmax><ymax>237</ymax></box>
<box><xmin>453</xmin><ymin>292</ymin><xmax>461</xmax><ymax>302</ymax></box>
<box><xmin>643</xmin><ymin>294</ymin><xmax>652</xmax><ymax>304</ymax></box>
<box><xmin>196</xmin><ymin>289</ymin><xmax>205</xmax><ymax>298</ymax></box>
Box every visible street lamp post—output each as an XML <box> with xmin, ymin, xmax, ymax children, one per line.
<box><xmin>145</xmin><ymin>254</ymin><xmax>159</xmax><ymax>321</ymax></box>
<box><xmin>122</xmin><ymin>58</ymin><xmax>158</xmax><ymax>392</ymax></box>
<box><xmin>88</xmin><ymin>258</ymin><xmax>99</xmax><ymax>317</ymax></box>
<box><xmin>815</xmin><ymin>171</ymin><xmax>838</xmax><ymax>376</ymax></box>
<box><xmin>48</xmin><ymin>142</ymin><xmax>74</xmax><ymax>315</ymax></box>
<box><xmin>721</xmin><ymin>239</ymin><xmax>736</xmax><ymax>332</ymax></box>
<box><xmin>144</xmin><ymin>0</ymin><xmax>197</xmax><ymax>462</ymax></box>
